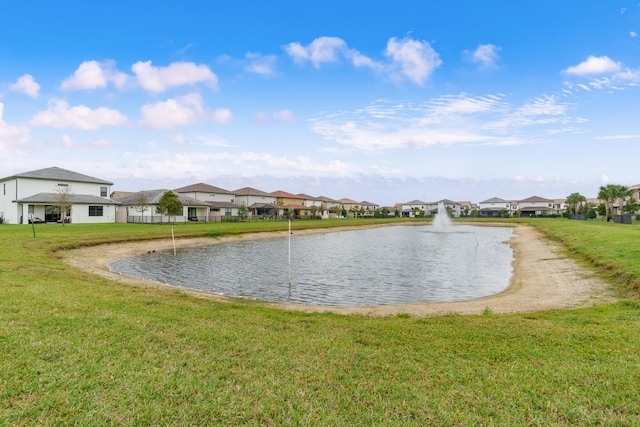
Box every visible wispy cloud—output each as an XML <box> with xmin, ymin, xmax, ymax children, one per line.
<box><xmin>244</xmin><ymin>52</ymin><xmax>278</xmax><ymax>76</ymax></box>
<box><xmin>0</xmin><ymin>102</ymin><xmax>31</xmax><ymax>153</ymax></box>
<box><xmin>466</xmin><ymin>44</ymin><xmax>501</xmax><ymax>69</ymax></box>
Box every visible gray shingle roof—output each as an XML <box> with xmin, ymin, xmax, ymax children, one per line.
<box><xmin>116</xmin><ymin>189</ymin><xmax>209</xmax><ymax>206</ymax></box>
<box><xmin>15</xmin><ymin>193</ymin><xmax>120</xmax><ymax>205</ymax></box>
<box><xmin>173</xmin><ymin>182</ymin><xmax>233</xmax><ymax>194</ymax></box>
<box><xmin>3</xmin><ymin>167</ymin><xmax>113</xmax><ymax>185</ymax></box>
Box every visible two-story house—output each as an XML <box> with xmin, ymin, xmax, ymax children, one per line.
<box><xmin>0</xmin><ymin>166</ymin><xmax>119</xmax><ymax>224</ymax></box>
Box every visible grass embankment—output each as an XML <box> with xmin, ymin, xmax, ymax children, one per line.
<box><xmin>1</xmin><ymin>219</ymin><xmax>639</xmax><ymax>425</ymax></box>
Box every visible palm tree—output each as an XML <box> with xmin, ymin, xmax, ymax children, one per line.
<box><xmin>598</xmin><ymin>184</ymin><xmax>632</xmax><ymax>221</ymax></box>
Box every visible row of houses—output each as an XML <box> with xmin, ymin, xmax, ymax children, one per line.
<box><xmin>1</xmin><ymin>167</ymin><xmax>639</xmax><ymax>224</ymax></box>
<box><xmin>0</xmin><ymin>167</ymin><xmax>380</xmax><ymax>224</ymax></box>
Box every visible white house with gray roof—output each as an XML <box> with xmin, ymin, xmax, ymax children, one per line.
<box><xmin>0</xmin><ymin>166</ymin><xmax>118</xmax><ymax>224</ymax></box>
<box><xmin>113</xmin><ymin>189</ymin><xmax>210</xmax><ymax>223</ymax></box>
<box><xmin>478</xmin><ymin>197</ymin><xmax>510</xmax><ymax>217</ymax></box>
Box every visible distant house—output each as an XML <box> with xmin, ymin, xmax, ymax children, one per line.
<box><xmin>233</xmin><ymin>187</ymin><xmax>277</xmax><ymax>217</ymax></box>
<box><xmin>401</xmin><ymin>200</ymin><xmax>429</xmax><ymax>217</ymax></box>
<box><xmin>113</xmin><ymin>189</ymin><xmax>210</xmax><ymax>223</ymax></box>
<box><xmin>432</xmin><ymin>199</ymin><xmax>461</xmax><ymax>217</ymax></box>
<box><xmin>174</xmin><ymin>182</ymin><xmax>240</xmax><ymax>220</ymax></box>
<box><xmin>478</xmin><ymin>197</ymin><xmax>510</xmax><ymax>217</ymax></box>
<box><xmin>314</xmin><ymin>195</ymin><xmax>343</xmax><ymax>218</ymax></box>
<box><xmin>271</xmin><ymin>190</ymin><xmax>310</xmax><ymax>219</ymax></box>
<box><xmin>0</xmin><ymin>166</ymin><xmax>118</xmax><ymax>224</ymax></box>
<box><xmin>338</xmin><ymin>198</ymin><xmax>362</xmax><ymax>217</ymax></box>
<box><xmin>518</xmin><ymin>196</ymin><xmax>554</xmax><ymax>217</ymax></box>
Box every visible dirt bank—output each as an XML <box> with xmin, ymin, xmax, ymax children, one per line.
<box><xmin>61</xmin><ymin>224</ymin><xmax>616</xmax><ymax>316</ymax></box>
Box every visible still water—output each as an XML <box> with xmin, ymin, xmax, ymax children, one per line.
<box><xmin>108</xmin><ymin>225</ymin><xmax>514</xmax><ymax>306</ymax></box>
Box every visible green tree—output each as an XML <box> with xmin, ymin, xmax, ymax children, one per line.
<box><xmin>598</xmin><ymin>184</ymin><xmax>632</xmax><ymax>221</ymax></box>
<box><xmin>54</xmin><ymin>186</ymin><xmax>73</xmax><ymax>226</ymax></box>
<box><xmin>622</xmin><ymin>197</ymin><xmax>640</xmax><ymax>216</ymax></box>
<box><xmin>565</xmin><ymin>192</ymin><xmax>586</xmax><ymax>215</ymax></box>
<box><xmin>155</xmin><ymin>191</ymin><xmax>183</xmax><ymax>224</ymax></box>
<box><xmin>238</xmin><ymin>203</ymin><xmax>248</xmax><ymax>220</ymax></box>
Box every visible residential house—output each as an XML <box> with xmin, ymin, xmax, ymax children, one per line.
<box><xmin>457</xmin><ymin>201</ymin><xmax>477</xmax><ymax>216</ymax></box>
<box><xmin>296</xmin><ymin>193</ymin><xmax>330</xmax><ymax>218</ymax></box>
<box><xmin>478</xmin><ymin>197</ymin><xmax>510</xmax><ymax>217</ymax></box>
<box><xmin>401</xmin><ymin>200</ymin><xmax>429</xmax><ymax>217</ymax></box>
<box><xmin>433</xmin><ymin>199</ymin><xmax>461</xmax><ymax>217</ymax></box>
<box><xmin>316</xmin><ymin>196</ymin><xmax>343</xmax><ymax>218</ymax></box>
<box><xmin>271</xmin><ymin>190</ymin><xmax>310</xmax><ymax>219</ymax></box>
<box><xmin>552</xmin><ymin>199</ymin><xmax>567</xmax><ymax>215</ymax></box>
<box><xmin>233</xmin><ymin>187</ymin><xmax>277</xmax><ymax>217</ymax></box>
<box><xmin>113</xmin><ymin>189</ymin><xmax>210</xmax><ymax>223</ymax></box>
<box><xmin>173</xmin><ymin>183</ymin><xmax>240</xmax><ymax>220</ymax></box>
<box><xmin>0</xmin><ymin>166</ymin><xmax>118</xmax><ymax>224</ymax></box>
<box><xmin>360</xmin><ymin>201</ymin><xmax>379</xmax><ymax>216</ymax></box>
<box><xmin>518</xmin><ymin>196</ymin><xmax>554</xmax><ymax>217</ymax></box>
<box><xmin>339</xmin><ymin>198</ymin><xmax>363</xmax><ymax>217</ymax></box>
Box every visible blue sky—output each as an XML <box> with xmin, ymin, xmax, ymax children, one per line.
<box><xmin>1</xmin><ymin>1</ymin><xmax>639</xmax><ymax>205</ymax></box>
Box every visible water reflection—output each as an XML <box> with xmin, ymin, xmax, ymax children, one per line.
<box><xmin>108</xmin><ymin>225</ymin><xmax>514</xmax><ymax>306</ymax></box>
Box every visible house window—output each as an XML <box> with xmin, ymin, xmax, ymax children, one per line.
<box><xmin>28</xmin><ymin>205</ymin><xmax>35</xmax><ymax>214</ymax></box>
<box><xmin>89</xmin><ymin>206</ymin><xmax>103</xmax><ymax>216</ymax></box>
<box><xmin>100</xmin><ymin>187</ymin><xmax>107</xmax><ymax>197</ymax></box>
<box><xmin>225</xmin><ymin>208</ymin><xmax>232</xmax><ymax>216</ymax></box>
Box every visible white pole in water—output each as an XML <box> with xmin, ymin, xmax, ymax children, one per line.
<box><xmin>288</xmin><ymin>220</ymin><xmax>291</xmax><ymax>288</ymax></box>
<box><xmin>171</xmin><ymin>227</ymin><xmax>176</xmax><ymax>255</ymax></box>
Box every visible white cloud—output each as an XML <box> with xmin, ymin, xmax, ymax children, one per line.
<box><xmin>61</xmin><ymin>134</ymin><xmax>75</xmax><ymax>148</ymax></box>
<box><xmin>140</xmin><ymin>93</ymin><xmax>228</xmax><ymax>128</ymax></box>
<box><xmin>597</xmin><ymin>134</ymin><xmax>640</xmax><ymax>140</ymax></box>
<box><xmin>631</xmin><ymin>31</ymin><xmax>638</xmax><ymax>38</ymax></box>
<box><xmin>563</xmin><ymin>56</ymin><xmax>622</xmax><ymax>76</ymax></box>
<box><xmin>29</xmin><ymin>99</ymin><xmax>127</xmax><ymax>129</ymax></box>
<box><xmin>212</xmin><ymin>108</ymin><xmax>232</xmax><ymax>124</ymax></box>
<box><xmin>468</xmin><ymin>44</ymin><xmax>501</xmax><ymax>68</ymax></box>
<box><xmin>244</xmin><ymin>53</ymin><xmax>277</xmax><ymax>75</ymax></box>
<box><xmin>132</xmin><ymin>61</ymin><xmax>218</xmax><ymax>93</ymax></box>
<box><xmin>11</xmin><ymin>74</ymin><xmax>40</xmax><ymax>97</ymax></box>
<box><xmin>285</xmin><ymin>36</ymin><xmax>382</xmax><ymax>71</ymax></box>
<box><xmin>273</xmin><ymin>109</ymin><xmax>294</xmax><ymax>122</ymax></box>
<box><xmin>601</xmin><ymin>174</ymin><xmax>610</xmax><ymax>184</ymax></box>
<box><xmin>285</xmin><ymin>36</ymin><xmax>347</xmax><ymax>67</ymax></box>
<box><xmin>0</xmin><ymin>103</ymin><xmax>32</xmax><ymax>153</ymax></box>
<box><xmin>384</xmin><ymin>37</ymin><xmax>442</xmax><ymax>85</ymax></box>
<box><xmin>61</xmin><ymin>60</ymin><xmax>129</xmax><ymax>91</ymax></box>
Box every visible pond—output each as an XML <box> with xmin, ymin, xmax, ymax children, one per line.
<box><xmin>108</xmin><ymin>224</ymin><xmax>514</xmax><ymax>306</ymax></box>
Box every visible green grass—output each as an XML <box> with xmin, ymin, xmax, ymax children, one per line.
<box><xmin>1</xmin><ymin>218</ymin><xmax>640</xmax><ymax>425</ymax></box>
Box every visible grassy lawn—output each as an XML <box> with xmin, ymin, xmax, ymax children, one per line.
<box><xmin>1</xmin><ymin>218</ymin><xmax>639</xmax><ymax>425</ymax></box>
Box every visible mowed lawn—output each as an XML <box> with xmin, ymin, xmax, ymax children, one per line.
<box><xmin>1</xmin><ymin>219</ymin><xmax>639</xmax><ymax>425</ymax></box>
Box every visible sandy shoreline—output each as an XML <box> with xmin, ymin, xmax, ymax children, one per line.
<box><xmin>60</xmin><ymin>223</ymin><xmax>616</xmax><ymax>316</ymax></box>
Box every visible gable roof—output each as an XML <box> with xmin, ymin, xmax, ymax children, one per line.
<box><xmin>233</xmin><ymin>187</ymin><xmax>273</xmax><ymax>197</ymax></box>
<box><xmin>173</xmin><ymin>182</ymin><xmax>233</xmax><ymax>194</ymax></box>
<box><xmin>519</xmin><ymin>195</ymin><xmax>553</xmax><ymax>203</ymax></box>
<box><xmin>2</xmin><ymin>166</ymin><xmax>113</xmax><ymax>185</ymax></box>
<box><xmin>338</xmin><ymin>197</ymin><xmax>359</xmax><ymax>204</ymax></box>
<box><xmin>271</xmin><ymin>190</ymin><xmax>302</xmax><ymax>199</ymax></box>
<box><xmin>116</xmin><ymin>190</ymin><xmax>209</xmax><ymax>207</ymax></box>
<box><xmin>480</xmin><ymin>197</ymin><xmax>508</xmax><ymax>204</ymax></box>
